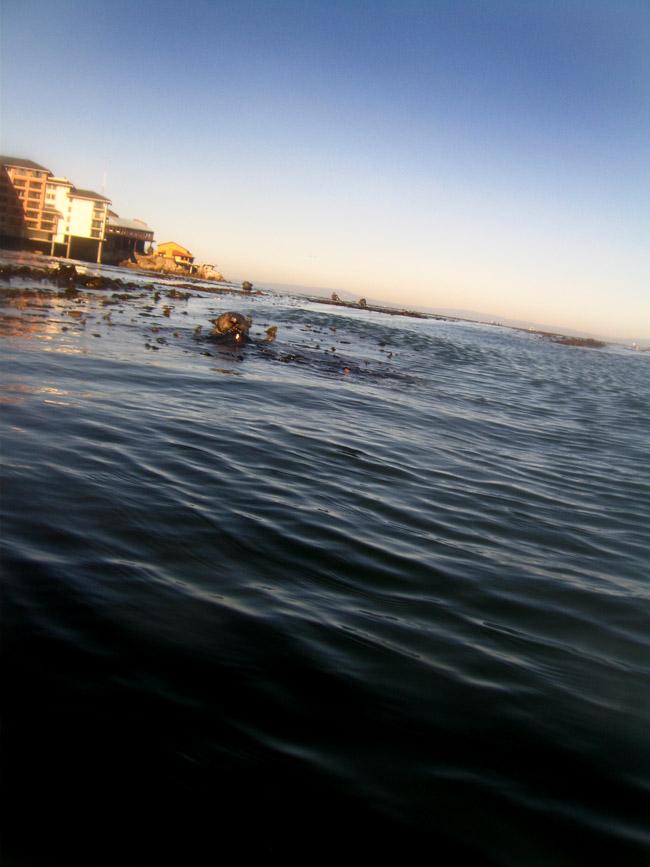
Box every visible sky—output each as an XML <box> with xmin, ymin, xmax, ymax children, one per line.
<box><xmin>1</xmin><ymin>0</ymin><xmax>648</xmax><ymax>338</ymax></box>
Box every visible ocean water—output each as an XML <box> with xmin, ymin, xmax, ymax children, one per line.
<box><xmin>2</xmin><ymin>257</ymin><xmax>649</xmax><ymax>865</ymax></box>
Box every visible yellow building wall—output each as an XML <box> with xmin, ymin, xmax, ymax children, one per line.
<box><xmin>157</xmin><ymin>241</ymin><xmax>193</xmax><ymax>259</ymax></box>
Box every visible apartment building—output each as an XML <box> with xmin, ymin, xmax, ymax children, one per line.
<box><xmin>51</xmin><ymin>186</ymin><xmax>111</xmax><ymax>261</ymax></box>
<box><xmin>0</xmin><ymin>157</ymin><xmax>59</xmax><ymax>245</ymax></box>
<box><xmin>1</xmin><ymin>156</ymin><xmax>112</xmax><ymax>262</ymax></box>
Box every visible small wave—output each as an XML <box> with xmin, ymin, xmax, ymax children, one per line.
<box><xmin>2</xmin><ymin>265</ymin><xmax>650</xmax><ymax>865</ymax></box>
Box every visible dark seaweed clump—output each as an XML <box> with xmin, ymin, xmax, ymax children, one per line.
<box><xmin>0</xmin><ymin>263</ymin><xmax>142</xmax><ymax>292</ymax></box>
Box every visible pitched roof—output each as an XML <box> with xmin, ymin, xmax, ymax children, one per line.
<box><xmin>108</xmin><ymin>215</ymin><xmax>154</xmax><ymax>232</ymax></box>
<box><xmin>71</xmin><ymin>187</ymin><xmax>111</xmax><ymax>203</ymax></box>
<box><xmin>157</xmin><ymin>241</ymin><xmax>192</xmax><ymax>254</ymax></box>
<box><xmin>48</xmin><ymin>176</ymin><xmax>73</xmax><ymax>187</ymax></box>
<box><xmin>0</xmin><ymin>156</ymin><xmax>52</xmax><ymax>173</ymax></box>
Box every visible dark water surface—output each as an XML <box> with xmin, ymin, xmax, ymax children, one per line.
<box><xmin>2</xmin><ymin>258</ymin><xmax>649</xmax><ymax>864</ymax></box>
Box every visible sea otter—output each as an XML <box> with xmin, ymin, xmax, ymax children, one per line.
<box><xmin>212</xmin><ymin>312</ymin><xmax>251</xmax><ymax>344</ymax></box>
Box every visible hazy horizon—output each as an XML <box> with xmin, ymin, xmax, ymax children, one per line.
<box><xmin>253</xmin><ymin>278</ymin><xmax>649</xmax><ymax>344</ymax></box>
<box><xmin>1</xmin><ymin>0</ymin><xmax>648</xmax><ymax>339</ymax></box>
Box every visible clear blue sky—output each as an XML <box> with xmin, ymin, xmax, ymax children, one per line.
<box><xmin>2</xmin><ymin>0</ymin><xmax>648</xmax><ymax>338</ymax></box>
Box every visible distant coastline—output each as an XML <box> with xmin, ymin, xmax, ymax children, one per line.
<box><xmin>303</xmin><ymin>291</ymin><xmax>609</xmax><ymax>349</ymax></box>
<box><xmin>3</xmin><ymin>253</ymin><xmax>647</xmax><ymax>353</ymax></box>
<box><xmin>263</xmin><ymin>280</ymin><xmax>650</xmax><ymax>350</ymax></box>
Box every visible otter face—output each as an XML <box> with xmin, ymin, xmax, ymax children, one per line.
<box><xmin>213</xmin><ymin>312</ymin><xmax>251</xmax><ymax>342</ymax></box>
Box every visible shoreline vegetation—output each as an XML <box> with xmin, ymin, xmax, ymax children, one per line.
<box><xmin>0</xmin><ymin>259</ymin><xmax>637</xmax><ymax>350</ymax></box>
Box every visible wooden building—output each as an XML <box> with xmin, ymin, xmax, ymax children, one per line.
<box><xmin>104</xmin><ymin>213</ymin><xmax>155</xmax><ymax>261</ymax></box>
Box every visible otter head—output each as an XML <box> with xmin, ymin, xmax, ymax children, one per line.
<box><xmin>212</xmin><ymin>312</ymin><xmax>251</xmax><ymax>344</ymax></box>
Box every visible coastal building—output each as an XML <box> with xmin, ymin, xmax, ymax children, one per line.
<box><xmin>1</xmin><ymin>155</ymin><xmax>112</xmax><ymax>263</ymax></box>
<box><xmin>0</xmin><ymin>156</ymin><xmax>60</xmax><ymax>249</ymax></box>
<box><xmin>2</xmin><ymin>159</ymin><xmax>215</xmax><ymax>279</ymax></box>
<box><xmin>63</xmin><ymin>188</ymin><xmax>111</xmax><ymax>262</ymax></box>
<box><xmin>45</xmin><ymin>176</ymin><xmax>74</xmax><ymax>251</ymax></box>
<box><xmin>104</xmin><ymin>213</ymin><xmax>155</xmax><ymax>262</ymax></box>
<box><xmin>47</xmin><ymin>181</ymin><xmax>111</xmax><ymax>262</ymax></box>
<box><xmin>156</xmin><ymin>241</ymin><xmax>194</xmax><ymax>269</ymax></box>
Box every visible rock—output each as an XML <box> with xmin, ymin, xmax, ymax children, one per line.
<box><xmin>83</xmin><ymin>276</ymin><xmax>109</xmax><ymax>289</ymax></box>
<box><xmin>550</xmin><ymin>336</ymin><xmax>606</xmax><ymax>348</ymax></box>
<box><xmin>242</xmin><ymin>281</ymin><xmax>253</xmax><ymax>291</ymax></box>
<box><xmin>195</xmin><ymin>264</ymin><xmax>224</xmax><ymax>281</ymax></box>
<box><xmin>119</xmin><ymin>253</ymin><xmax>224</xmax><ymax>282</ymax></box>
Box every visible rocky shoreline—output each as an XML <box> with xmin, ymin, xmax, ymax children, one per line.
<box><xmin>0</xmin><ymin>262</ymin><xmax>261</xmax><ymax>298</ymax></box>
<box><xmin>118</xmin><ymin>252</ymin><xmax>225</xmax><ymax>282</ymax></box>
<box><xmin>310</xmin><ymin>293</ymin><xmax>442</xmax><ymax>320</ymax></box>
<box><xmin>522</xmin><ymin>329</ymin><xmax>606</xmax><ymax>348</ymax></box>
<box><xmin>0</xmin><ymin>261</ymin><xmax>616</xmax><ymax>350</ymax></box>
<box><xmin>310</xmin><ymin>293</ymin><xmax>610</xmax><ymax>347</ymax></box>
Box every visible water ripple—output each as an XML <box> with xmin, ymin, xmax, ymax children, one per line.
<box><xmin>2</xmin><ymin>264</ymin><xmax>650</xmax><ymax>864</ymax></box>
